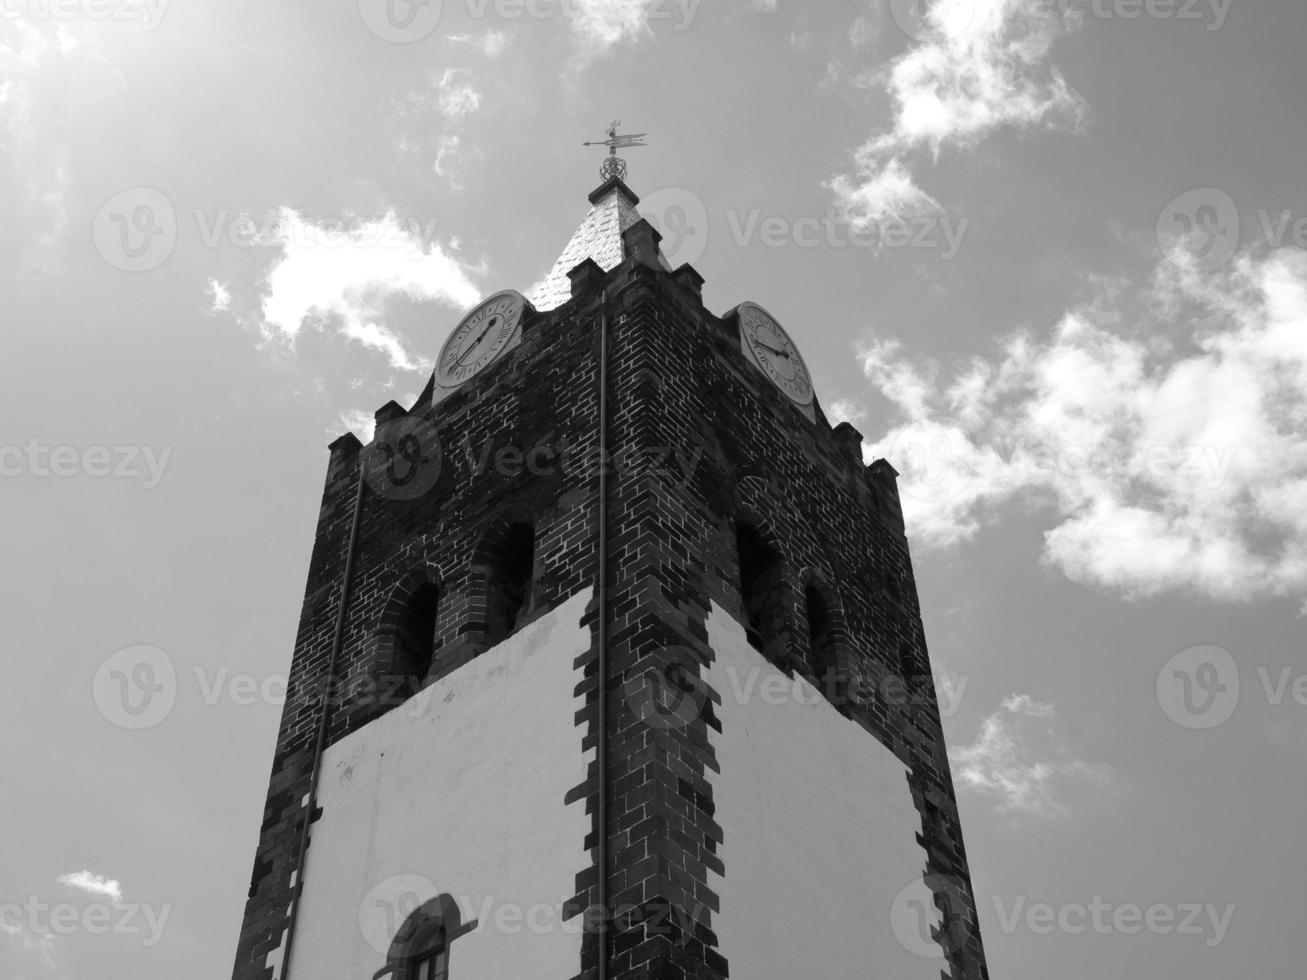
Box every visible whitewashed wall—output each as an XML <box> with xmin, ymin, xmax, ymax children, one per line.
<box><xmin>704</xmin><ymin>602</ymin><xmax>944</xmax><ymax>980</ymax></box>
<box><xmin>283</xmin><ymin>589</ymin><xmax>594</xmax><ymax>980</ymax></box>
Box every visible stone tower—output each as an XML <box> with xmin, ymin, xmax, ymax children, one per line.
<box><xmin>230</xmin><ymin>175</ymin><xmax>989</xmax><ymax>980</ymax></box>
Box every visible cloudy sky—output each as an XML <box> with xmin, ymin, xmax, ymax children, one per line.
<box><xmin>2</xmin><ymin>0</ymin><xmax>1304</xmax><ymax>977</ymax></box>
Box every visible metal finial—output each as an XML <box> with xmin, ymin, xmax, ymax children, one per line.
<box><xmin>582</xmin><ymin>119</ymin><xmax>648</xmax><ymax>184</ymax></box>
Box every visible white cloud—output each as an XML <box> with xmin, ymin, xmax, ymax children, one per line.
<box><xmin>205</xmin><ymin>278</ymin><xmax>232</xmax><ymax>313</ymax></box>
<box><xmin>950</xmin><ymin>695</ymin><xmax>1110</xmax><ymax>817</ymax></box>
<box><xmin>830</xmin><ymin>155</ymin><xmax>943</xmax><ymax>228</ymax></box>
<box><xmin>2</xmin><ymin>919</ymin><xmax>57</xmax><ymax>970</ymax></box>
<box><xmin>393</xmin><ymin>70</ymin><xmax>484</xmax><ymax>186</ymax></box>
<box><xmin>258</xmin><ymin>208</ymin><xmax>482</xmax><ymax>371</ymax></box>
<box><xmin>568</xmin><ymin>0</ymin><xmax>661</xmax><ymax>47</ymax></box>
<box><xmin>57</xmin><ymin>870</ymin><xmax>123</xmax><ymax>904</ymax></box>
<box><xmin>447</xmin><ymin>29</ymin><xmax>509</xmax><ymax>58</ymax></box>
<box><xmin>434</xmin><ymin>134</ymin><xmax>463</xmax><ymax>179</ymax></box>
<box><xmin>436</xmin><ymin>69</ymin><xmax>481</xmax><ymax>122</ymax></box>
<box><xmin>0</xmin><ymin>22</ymin><xmax>82</xmax><ymax>272</ymax></box>
<box><xmin>337</xmin><ymin>407</ymin><xmax>378</xmax><ymax>445</ymax></box>
<box><xmin>831</xmin><ymin>0</ymin><xmax>1085</xmax><ymax>222</ymax></box>
<box><xmin>854</xmin><ymin>246</ymin><xmax>1307</xmax><ymax>603</ymax></box>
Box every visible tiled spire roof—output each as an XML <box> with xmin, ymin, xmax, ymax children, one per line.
<box><xmin>527</xmin><ymin>178</ymin><xmax>669</xmax><ymax>312</ymax></box>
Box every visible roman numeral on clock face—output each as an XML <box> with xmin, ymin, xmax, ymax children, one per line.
<box><xmin>436</xmin><ymin>291</ymin><xmax>527</xmax><ymax>389</ymax></box>
<box><xmin>738</xmin><ymin>301</ymin><xmax>814</xmax><ymax>407</ymax></box>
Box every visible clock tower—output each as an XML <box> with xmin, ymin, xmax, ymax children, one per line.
<box><xmin>230</xmin><ymin>169</ymin><xmax>990</xmax><ymax>980</ymax></box>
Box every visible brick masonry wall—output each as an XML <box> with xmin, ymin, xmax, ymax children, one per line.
<box><xmin>230</xmin><ymin>213</ymin><xmax>988</xmax><ymax>980</ymax></box>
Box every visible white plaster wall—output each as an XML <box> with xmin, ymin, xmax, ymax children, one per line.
<box><xmin>704</xmin><ymin>602</ymin><xmax>945</xmax><ymax>980</ymax></box>
<box><xmin>285</xmin><ymin>589</ymin><xmax>594</xmax><ymax>980</ymax></box>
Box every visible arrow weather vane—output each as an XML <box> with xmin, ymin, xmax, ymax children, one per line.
<box><xmin>583</xmin><ymin>119</ymin><xmax>648</xmax><ymax>183</ymax></box>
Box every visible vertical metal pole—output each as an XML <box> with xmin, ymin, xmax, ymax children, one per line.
<box><xmin>281</xmin><ymin>465</ymin><xmax>366</xmax><ymax>979</ymax></box>
<box><xmin>596</xmin><ymin>291</ymin><xmax>611</xmax><ymax>980</ymax></box>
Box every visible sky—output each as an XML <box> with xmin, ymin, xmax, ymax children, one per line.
<box><xmin>1</xmin><ymin>0</ymin><xmax>1305</xmax><ymax>977</ymax></box>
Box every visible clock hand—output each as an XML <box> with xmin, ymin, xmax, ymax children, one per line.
<box><xmin>454</xmin><ymin>321</ymin><xmax>494</xmax><ymax>366</ymax></box>
<box><xmin>755</xmin><ymin>340</ymin><xmax>791</xmax><ymax>359</ymax></box>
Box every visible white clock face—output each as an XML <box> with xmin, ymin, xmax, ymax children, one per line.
<box><xmin>436</xmin><ymin>291</ymin><xmax>526</xmax><ymax>388</ymax></box>
<box><xmin>739</xmin><ymin>302</ymin><xmax>814</xmax><ymax>406</ymax></box>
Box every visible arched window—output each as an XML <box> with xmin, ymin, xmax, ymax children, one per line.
<box><xmin>485</xmin><ymin>521</ymin><xmax>535</xmax><ymax>646</ymax></box>
<box><xmin>736</xmin><ymin>522</ymin><xmax>786</xmax><ymax>659</ymax></box>
<box><xmin>378</xmin><ymin>896</ymin><xmax>472</xmax><ymax>980</ymax></box>
<box><xmin>402</xmin><ymin>925</ymin><xmax>447</xmax><ymax>980</ymax></box>
<box><xmin>393</xmin><ymin>582</ymin><xmax>440</xmax><ymax>700</ymax></box>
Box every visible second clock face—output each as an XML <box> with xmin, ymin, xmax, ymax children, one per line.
<box><xmin>738</xmin><ymin>302</ymin><xmax>814</xmax><ymax>406</ymax></box>
<box><xmin>436</xmin><ymin>291</ymin><xmax>526</xmax><ymax>388</ymax></box>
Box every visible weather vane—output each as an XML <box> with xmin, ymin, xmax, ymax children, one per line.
<box><xmin>582</xmin><ymin>120</ymin><xmax>648</xmax><ymax>183</ymax></box>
